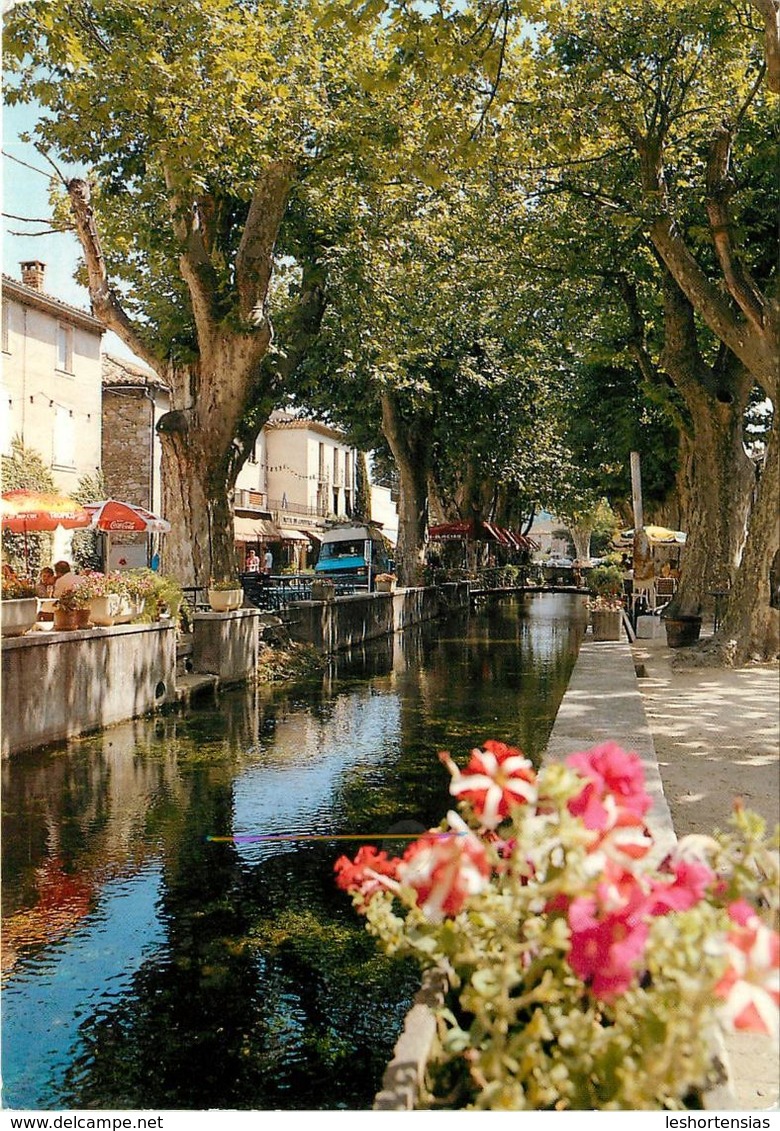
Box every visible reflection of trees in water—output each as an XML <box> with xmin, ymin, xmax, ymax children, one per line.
<box><xmin>6</xmin><ymin>594</ymin><xmax>586</xmax><ymax>1109</ymax></box>
<box><xmin>61</xmin><ymin>774</ymin><xmax>417</xmax><ymax>1110</ymax></box>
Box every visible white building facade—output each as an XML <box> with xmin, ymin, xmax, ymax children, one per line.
<box><xmin>2</xmin><ymin>261</ymin><xmax>104</xmax><ymax>494</ymax></box>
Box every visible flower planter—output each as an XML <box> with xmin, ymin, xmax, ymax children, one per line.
<box><xmin>89</xmin><ymin>593</ymin><xmax>121</xmax><ymax>626</ymax></box>
<box><xmin>310</xmin><ymin>580</ymin><xmax>336</xmax><ymax>602</ymax></box>
<box><xmin>664</xmin><ymin>614</ymin><xmax>702</xmax><ymax>649</ymax></box>
<box><xmin>53</xmin><ymin>606</ymin><xmax>80</xmax><ymax>632</ymax></box>
<box><xmin>1</xmin><ymin>597</ymin><xmax>39</xmax><ymax>637</ymax></box>
<box><xmin>75</xmin><ymin>608</ymin><xmax>91</xmax><ymax>628</ymax></box>
<box><xmin>375</xmin><ymin>579</ymin><xmax>397</xmax><ymax>593</ymax></box>
<box><xmin>590</xmin><ymin>608</ymin><xmax>622</xmax><ymax>641</ymax></box>
<box><xmin>208</xmin><ymin>588</ymin><xmax>243</xmax><ymax>612</ymax></box>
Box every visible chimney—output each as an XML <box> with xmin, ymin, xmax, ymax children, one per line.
<box><xmin>20</xmin><ymin>260</ymin><xmax>46</xmax><ymax>292</ymax></box>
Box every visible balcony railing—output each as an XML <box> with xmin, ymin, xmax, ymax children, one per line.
<box><xmin>235</xmin><ymin>489</ymin><xmax>267</xmax><ymax>510</ymax></box>
<box><xmin>268</xmin><ymin>498</ymin><xmax>327</xmax><ymax>518</ymax></box>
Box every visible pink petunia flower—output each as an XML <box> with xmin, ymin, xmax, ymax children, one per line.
<box><xmin>648</xmin><ymin>859</ymin><xmax>714</xmax><ymax>915</ymax></box>
<box><xmin>441</xmin><ymin>740</ymin><xmax>537</xmax><ymax>830</ymax></box>
<box><xmin>714</xmin><ymin>903</ymin><xmax>780</xmax><ymax>1038</ymax></box>
<box><xmin>567</xmin><ymin>866</ymin><xmax>650</xmax><ymax>999</ymax></box>
<box><xmin>567</xmin><ymin>743</ymin><xmax>652</xmax><ymax>829</ymax></box>
<box><xmin>397</xmin><ymin>811</ymin><xmax>491</xmax><ymax>922</ymax></box>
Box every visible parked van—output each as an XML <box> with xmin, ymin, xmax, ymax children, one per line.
<box><xmin>314</xmin><ymin>524</ymin><xmax>391</xmax><ymax>582</ymax></box>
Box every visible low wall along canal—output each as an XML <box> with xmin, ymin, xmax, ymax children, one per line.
<box><xmin>1</xmin><ymin>593</ymin><xmax>587</xmax><ymax>1111</ymax></box>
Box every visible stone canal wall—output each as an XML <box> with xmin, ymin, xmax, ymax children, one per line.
<box><xmin>2</xmin><ymin>585</ymin><xmax>467</xmax><ymax>755</ymax></box>
<box><xmin>285</xmin><ymin>582</ymin><xmax>469</xmax><ymax>653</ymax></box>
<box><xmin>2</xmin><ymin>621</ymin><xmax>177</xmax><ymax>756</ymax></box>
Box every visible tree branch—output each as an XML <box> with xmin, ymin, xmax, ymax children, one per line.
<box><xmin>235</xmin><ymin>161</ymin><xmax>295</xmax><ymax>323</ymax></box>
<box><xmin>161</xmin><ymin>163</ymin><xmax>220</xmax><ymax>343</ymax></box>
<box><xmin>66</xmin><ymin>177</ymin><xmax>162</xmax><ymax>372</ymax></box>
<box><xmin>705</xmin><ymin>123</ymin><xmax>767</xmax><ymax>334</ymax></box>
<box><xmin>750</xmin><ymin>0</ymin><xmax>780</xmax><ymax>93</ymax></box>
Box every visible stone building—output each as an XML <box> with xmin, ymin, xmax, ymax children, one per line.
<box><xmin>101</xmin><ymin>353</ymin><xmax>170</xmax><ymax>569</ymax></box>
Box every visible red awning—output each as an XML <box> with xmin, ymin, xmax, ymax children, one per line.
<box><xmin>428</xmin><ymin>521</ymin><xmax>476</xmax><ymax>540</ymax></box>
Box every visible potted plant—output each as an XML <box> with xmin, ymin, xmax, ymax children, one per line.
<box><xmin>77</xmin><ymin>572</ymin><xmax>119</xmax><ymax>626</ymax></box>
<box><xmin>662</xmin><ymin>603</ymin><xmax>704</xmax><ymax>648</ymax></box>
<box><xmin>374</xmin><ymin>572</ymin><xmax>398</xmax><ymax>593</ymax></box>
<box><xmin>310</xmin><ymin>578</ymin><xmax>337</xmax><ymax>602</ymax></box>
<box><xmin>336</xmin><ymin>740</ymin><xmax>779</xmax><ymax>1110</ymax></box>
<box><xmin>53</xmin><ymin>588</ymin><xmax>87</xmax><ymax>631</ymax></box>
<box><xmin>587</xmin><ymin>565</ymin><xmax>625</xmax><ymax>641</ymax></box>
<box><xmin>1</xmin><ymin>575</ymin><xmax>38</xmax><ymax>636</ymax></box>
<box><xmin>208</xmin><ymin>577</ymin><xmax>244</xmax><ymax>612</ymax></box>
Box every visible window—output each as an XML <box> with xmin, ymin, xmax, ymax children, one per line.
<box><xmin>56</xmin><ymin>324</ymin><xmax>73</xmax><ymax>373</ymax></box>
<box><xmin>53</xmin><ymin>405</ymin><xmax>76</xmax><ymax>468</ymax></box>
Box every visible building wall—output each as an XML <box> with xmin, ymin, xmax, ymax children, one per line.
<box><xmin>1</xmin><ymin>283</ymin><xmax>103</xmax><ymax>495</ymax></box>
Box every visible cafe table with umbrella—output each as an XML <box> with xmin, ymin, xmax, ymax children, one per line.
<box><xmin>84</xmin><ymin>499</ymin><xmax>171</xmax><ymax>569</ymax></box>
<box><xmin>1</xmin><ymin>489</ymin><xmax>92</xmax><ymax>573</ymax></box>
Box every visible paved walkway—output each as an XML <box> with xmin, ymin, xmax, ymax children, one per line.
<box><xmin>545</xmin><ymin>633</ymin><xmax>779</xmax><ymax>1111</ymax></box>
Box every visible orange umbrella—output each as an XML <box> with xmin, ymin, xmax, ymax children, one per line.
<box><xmin>1</xmin><ymin>489</ymin><xmax>92</xmax><ymax>532</ymax></box>
<box><xmin>1</xmin><ymin>490</ymin><xmax>92</xmax><ymax>572</ymax></box>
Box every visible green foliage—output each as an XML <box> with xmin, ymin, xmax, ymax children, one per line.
<box><xmin>1</xmin><ymin>437</ymin><xmax>56</xmax><ymax>574</ymax></box>
<box><xmin>588</xmin><ymin>564</ymin><xmax>624</xmax><ymax>599</ymax></box>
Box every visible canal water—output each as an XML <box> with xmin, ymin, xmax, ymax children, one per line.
<box><xmin>2</xmin><ymin>593</ymin><xmax>586</xmax><ymax>1111</ymax></box>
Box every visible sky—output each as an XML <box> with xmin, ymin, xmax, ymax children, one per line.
<box><xmin>2</xmin><ymin>97</ymin><xmax>139</xmax><ymax>363</ymax></box>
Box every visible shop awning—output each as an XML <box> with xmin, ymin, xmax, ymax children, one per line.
<box><xmin>234</xmin><ymin>516</ymin><xmax>281</xmax><ymax>542</ymax></box>
<box><xmin>428</xmin><ymin>521</ymin><xmax>476</xmax><ymax>540</ymax></box>
<box><xmin>279</xmin><ymin>528</ymin><xmax>311</xmax><ymax>542</ymax></box>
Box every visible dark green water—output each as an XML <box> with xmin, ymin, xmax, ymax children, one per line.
<box><xmin>1</xmin><ymin>593</ymin><xmax>586</xmax><ymax>1111</ymax></box>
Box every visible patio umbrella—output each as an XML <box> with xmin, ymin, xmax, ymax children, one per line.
<box><xmin>1</xmin><ymin>489</ymin><xmax>92</xmax><ymax>572</ymax></box>
<box><xmin>620</xmin><ymin>525</ymin><xmax>687</xmax><ymax>544</ymax></box>
<box><xmin>84</xmin><ymin>499</ymin><xmax>171</xmax><ymax>571</ymax></box>
<box><xmin>84</xmin><ymin>499</ymin><xmax>171</xmax><ymax>534</ymax></box>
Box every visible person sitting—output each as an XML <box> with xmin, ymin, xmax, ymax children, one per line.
<box><xmin>2</xmin><ymin>562</ymin><xmax>19</xmax><ymax>583</ymax></box>
<box><xmin>36</xmin><ymin>567</ymin><xmax>56</xmax><ymax>597</ymax></box>
<box><xmin>53</xmin><ymin>560</ymin><xmax>80</xmax><ymax>597</ymax></box>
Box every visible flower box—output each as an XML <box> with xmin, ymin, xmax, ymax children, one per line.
<box><xmin>207</xmin><ymin>588</ymin><xmax>243</xmax><ymax>612</ymax></box>
<box><xmin>375</xmin><ymin>577</ymin><xmax>397</xmax><ymax>593</ymax></box>
<box><xmin>338</xmin><ymin>740</ymin><xmax>779</xmax><ymax>1111</ymax></box>
<box><xmin>89</xmin><ymin>593</ymin><xmax>122</xmax><ymax>626</ymax></box>
<box><xmin>664</xmin><ymin>614</ymin><xmax>702</xmax><ymax>649</ymax></box>
<box><xmin>310</xmin><ymin>580</ymin><xmax>336</xmax><ymax>602</ymax></box>
<box><xmin>1</xmin><ymin>597</ymin><xmax>39</xmax><ymax>637</ymax></box>
<box><xmin>590</xmin><ymin>607</ymin><xmax>622</xmax><ymax>641</ymax></box>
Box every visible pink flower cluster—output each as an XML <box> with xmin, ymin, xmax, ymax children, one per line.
<box><xmin>334</xmin><ymin>740</ymin><xmax>780</xmax><ymax>1036</ymax></box>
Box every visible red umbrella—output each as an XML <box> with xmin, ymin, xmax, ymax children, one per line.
<box><xmin>84</xmin><ymin>499</ymin><xmax>171</xmax><ymax>534</ymax></box>
<box><xmin>1</xmin><ymin>490</ymin><xmax>92</xmax><ymax>572</ymax></box>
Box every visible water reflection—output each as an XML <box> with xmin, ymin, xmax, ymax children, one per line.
<box><xmin>1</xmin><ymin>593</ymin><xmax>585</xmax><ymax>1110</ymax></box>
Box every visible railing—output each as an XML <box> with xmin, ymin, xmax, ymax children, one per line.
<box><xmin>239</xmin><ymin>572</ymin><xmax>367</xmax><ymax>612</ymax></box>
<box><xmin>267</xmin><ymin>499</ymin><xmax>327</xmax><ymax>519</ymax></box>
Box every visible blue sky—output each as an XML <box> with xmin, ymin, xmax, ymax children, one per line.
<box><xmin>3</xmin><ymin>98</ymin><xmax>139</xmax><ymax>361</ymax></box>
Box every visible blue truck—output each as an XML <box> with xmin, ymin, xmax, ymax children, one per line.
<box><xmin>313</xmin><ymin>524</ymin><xmax>391</xmax><ymax>584</ymax></box>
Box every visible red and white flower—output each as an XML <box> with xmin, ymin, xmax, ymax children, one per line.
<box><xmin>567</xmin><ymin>865</ymin><xmax>650</xmax><ymax>999</ymax></box>
<box><xmin>397</xmin><ymin>811</ymin><xmax>491</xmax><ymax>922</ymax></box>
<box><xmin>714</xmin><ymin>901</ymin><xmax>780</xmax><ymax>1038</ymax></box>
<box><xmin>441</xmin><ymin>740</ymin><xmax>537</xmax><ymax>830</ymax></box>
<box><xmin>334</xmin><ymin>845</ymin><xmax>400</xmax><ymax>907</ymax></box>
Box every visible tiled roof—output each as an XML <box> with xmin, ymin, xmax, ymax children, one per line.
<box><xmin>102</xmin><ymin>353</ymin><xmax>170</xmax><ymax>390</ymax></box>
<box><xmin>1</xmin><ymin>274</ymin><xmax>105</xmax><ymax>333</ymax></box>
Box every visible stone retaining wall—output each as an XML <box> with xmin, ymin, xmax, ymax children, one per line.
<box><xmin>2</xmin><ymin>622</ymin><xmax>177</xmax><ymax>756</ymax></box>
<box><xmin>286</xmin><ymin>582</ymin><xmax>469</xmax><ymax>653</ymax></box>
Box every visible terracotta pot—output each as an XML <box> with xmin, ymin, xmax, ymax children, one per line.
<box><xmin>75</xmin><ymin>608</ymin><xmax>91</xmax><ymax>628</ymax></box>
<box><xmin>53</xmin><ymin>607</ymin><xmax>80</xmax><ymax>632</ymax></box>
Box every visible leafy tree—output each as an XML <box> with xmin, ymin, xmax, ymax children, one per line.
<box><xmin>1</xmin><ymin>437</ymin><xmax>56</xmax><ymax>574</ymax></box>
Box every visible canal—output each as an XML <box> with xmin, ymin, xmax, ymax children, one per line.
<box><xmin>2</xmin><ymin>592</ymin><xmax>586</xmax><ymax>1111</ymax></box>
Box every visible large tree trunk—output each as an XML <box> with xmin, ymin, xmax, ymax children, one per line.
<box><xmin>658</xmin><ymin>277</ymin><xmax>754</xmax><ymax>618</ymax></box>
<box><xmin>668</xmin><ymin>392</ymin><xmax>754</xmax><ymax>617</ymax></box>
<box><xmin>380</xmin><ymin>392</ymin><xmax>430</xmax><ymax>586</ymax></box>
<box><xmin>712</xmin><ymin>416</ymin><xmax>780</xmax><ymax>663</ymax></box>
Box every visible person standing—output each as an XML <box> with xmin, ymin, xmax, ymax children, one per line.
<box><xmin>246</xmin><ymin>549</ymin><xmax>260</xmax><ymax>573</ymax></box>
<box><xmin>264</xmin><ymin>548</ymin><xmax>274</xmax><ymax>575</ymax></box>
